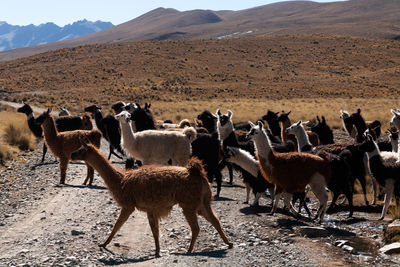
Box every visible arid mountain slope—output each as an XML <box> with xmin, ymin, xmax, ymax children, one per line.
<box><xmin>0</xmin><ymin>0</ymin><xmax>399</xmax><ymax>62</ymax></box>
<box><xmin>0</xmin><ymin>34</ymin><xmax>399</xmax><ymax>112</ymax></box>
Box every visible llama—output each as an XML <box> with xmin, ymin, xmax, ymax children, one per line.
<box><xmin>311</xmin><ymin>116</ymin><xmax>334</xmax><ymax>145</ymax></box>
<box><xmin>126</xmin><ymin>103</ymin><xmax>156</xmax><ymax>132</ymax></box>
<box><xmin>343</xmin><ymin>108</ymin><xmax>381</xmax><ymax>142</ymax></box>
<box><xmin>224</xmin><ymin>146</ymin><xmax>274</xmax><ymax>205</ymax></box>
<box><xmin>58</xmin><ymin>107</ymin><xmax>71</xmax><ymax>116</ymax></box>
<box><xmin>261</xmin><ymin>110</ymin><xmax>282</xmax><ymax>141</ymax></box>
<box><xmin>277</xmin><ymin>111</ymin><xmax>319</xmax><ymax>151</ymax></box>
<box><xmin>116</xmin><ymin>111</ymin><xmax>196</xmax><ymax>166</ymax></box>
<box><xmin>161</xmin><ymin>119</ymin><xmax>191</xmax><ymax>129</ymax></box>
<box><xmin>17</xmin><ymin>102</ymin><xmax>93</xmax><ymax>162</ymax></box>
<box><xmin>35</xmin><ymin>109</ymin><xmax>101</xmax><ymax>185</ymax></box>
<box><xmin>111</xmin><ymin>101</ymin><xmax>126</xmax><ymax>115</ymax></box>
<box><xmin>84</xmin><ymin>104</ymin><xmax>124</xmax><ymax>160</ymax></box>
<box><xmin>359</xmin><ymin>134</ymin><xmax>400</xmax><ymax>220</ymax></box>
<box><xmin>247</xmin><ymin>121</ymin><xmax>331</xmax><ymax>222</ymax></box>
<box><xmin>197</xmin><ymin>110</ymin><xmax>218</xmax><ymax>134</ymax></box>
<box><xmin>191</xmin><ymin>132</ymin><xmax>224</xmax><ymax>198</ymax></box>
<box><xmin>286</xmin><ymin>120</ymin><xmax>313</xmax><ymax>152</ymax></box>
<box><xmin>340</xmin><ymin>110</ymin><xmax>357</xmax><ymax>139</ymax></box>
<box><xmin>70</xmin><ymin>140</ymin><xmax>232</xmax><ymax>256</ymax></box>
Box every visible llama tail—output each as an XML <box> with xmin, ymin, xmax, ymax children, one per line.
<box><xmin>178</xmin><ymin>119</ymin><xmax>191</xmax><ymax>128</ymax></box>
<box><xmin>183</xmin><ymin>127</ymin><xmax>197</xmax><ymax>142</ymax></box>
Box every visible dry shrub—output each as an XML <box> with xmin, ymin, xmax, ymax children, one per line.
<box><xmin>389</xmin><ymin>203</ymin><xmax>400</xmax><ymax>220</ymax></box>
<box><xmin>3</xmin><ymin>123</ymin><xmax>35</xmax><ymax>151</ymax></box>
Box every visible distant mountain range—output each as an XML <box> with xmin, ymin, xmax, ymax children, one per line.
<box><xmin>0</xmin><ymin>20</ymin><xmax>113</xmax><ymax>52</ymax></box>
<box><xmin>0</xmin><ymin>0</ymin><xmax>399</xmax><ymax>62</ymax></box>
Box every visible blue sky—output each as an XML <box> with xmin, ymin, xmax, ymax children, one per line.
<box><xmin>3</xmin><ymin>0</ymin><xmax>345</xmax><ymax>26</ymax></box>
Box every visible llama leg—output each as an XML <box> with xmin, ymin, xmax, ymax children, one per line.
<box><xmin>283</xmin><ymin>192</ymin><xmax>299</xmax><ymax>217</ymax></box>
<box><xmin>83</xmin><ymin>163</ymin><xmax>94</xmax><ymax>185</ymax></box>
<box><xmin>327</xmin><ymin>191</ymin><xmax>338</xmax><ymax>213</ymax></box>
<box><xmin>108</xmin><ymin>145</ymin><xmax>113</xmax><ymax>160</ymax></box>
<box><xmin>100</xmin><ymin>207</ymin><xmax>134</xmax><ymax>248</ymax></box>
<box><xmin>59</xmin><ymin>158</ymin><xmax>69</xmax><ymax>184</ymax></box>
<box><xmin>41</xmin><ymin>143</ymin><xmax>47</xmax><ymax>163</ymax></box>
<box><xmin>268</xmin><ymin>187</ymin><xmax>275</xmax><ymax>206</ymax></box>
<box><xmin>371</xmin><ymin>177</ymin><xmax>378</xmax><ymax>205</ymax></box>
<box><xmin>215</xmin><ymin>170</ymin><xmax>222</xmax><ymax>198</ymax></box>
<box><xmin>361</xmin><ymin>155</ymin><xmax>370</xmax><ymax>205</ymax></box>
<box><xmin>251</xmin><ymin>192</ymin><xmax>262</xmax><ymax>207</ymax></box>
<box><xmin>147</xmin><ymin>212</ymin><xmax>161</xmax><ymax>257</ymax></box>
<box><xmin>227</xmin><ymin>163</ymin><xmax>234</xmax><ymax>184</ymax></box>
<box><xmin>199</xmin><ymin>203</ymin><xmax>232</xmax><ymax>248</ymax></box>
<box><xmin>245</xmin><ymin>182</ymin><xmax>251</xmax><ymax>203</ymax></box>
<box><xmin>379</xmin><ymin>180</ymin><xmax>395</xmax><ymax>220</ymax></box>
<box><xmin>182</xmin><ymin>208</ymin><xmax>200</xmax><ymax>253</ymax></box>
<box><xmin>270</xmin><ymin>192</ymin><xmax>281</xmax><ymax>215</ymax></box>
<box><xmin>309</xmin><ymin>173</ymin><xmax>328</xmax><ymax>222</ymax></box>
<box><xmin>345</xmin><ymin>188</ymin><xmax>354</xmax><ymax>218</ymax></box>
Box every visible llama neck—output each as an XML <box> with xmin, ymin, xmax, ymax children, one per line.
<box><xmin>280</xmin><ymin>120</ymin><xmax>291</xmax><ymax>142</ymax></box>
<box><xmin>366</xmin><ymin>142</ymin><xmax>381</xmax><ymax>159</ymax></box>
<box><xmin>218</xmin><ymin>121</ymin><xmax>234</xmax><ymax>141</ymax></box>
<box><xmin>42</xmin><ymin>117</ymin><xmax>58</xmax><ymax>144</ymax></box>
<box><xmin>267</xmin><ymin>120</ymin><xmax>281</xmax><ymax>138</ymax></box>
<box><xmin>253</xmin><ymin>130</ymin><xmax>273</xmax><ymax>163</ymax></box>
<box><xmin>222</xmin><ymin>131</ymin><xmax>239</xmax><ymax>149</ymax></box>
<box><xmin>229</xmin><ymin>150</ymin><xmax>259</xmax><ymax>177</ymax></box>
<box><xmin>27</xmin><ymin>113</ymin><xmax>43</xmax><ymax>138</ymax></box>
<box><xmin>120</xmin><ymin>121</ymin><xmax>137</xmax><ymax>148</ymax></box>
<box><xmin>294</xmin><ymin>127</ymin><xmax>312</xmax><ymax>152</ymax></box>
<box><xmin>94</xmin><ymin>111</ymin><xmax>105</xmax><ymax>133</ymax></box>
<box><xmin>86</xmin><ymin>148</ymin><xmax>124</xmax><ymax>199</ymax></box>
<box><xmin>392</xmin><ymin>139</ymin><xmax>399</xmax><ymax>153</ymax></box>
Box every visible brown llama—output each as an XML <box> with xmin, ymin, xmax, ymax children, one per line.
<box><xmin>247</xmin><ymin>121</ymin><xmax>331</xmax><ymax>222</ymax></box>
<box><xmin>71</xmin><ymin>138</ymin><xmax>233</xmax><ymax>256</ymax></box>
<box><xmin>37</xmin><ymin>109</ymin><xmax>101</xmax><ymax>185</ymax></box>
<box><xmin>277</xmin><ymin>111</ymin><xmax>319</xmax><ymax>151</ymax></box>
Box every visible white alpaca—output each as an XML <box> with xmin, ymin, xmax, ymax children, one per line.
<box><xmin>115</xmin><ymin>111</ymin><xmax>196</xmax><ymax>166</ymax></box>
<box><xmin>340</xmin><ymin>110</ymin><xmax>357</xmax><ymax>138</ymax></box>
<box><xmin>225</xmin><ymin>146</ymin><xmax>274</xmax><ymax>206</ymax></box>
<box><xmin>161</xmin><ymin>119</ymin><xmax>191</xmax><ymax>129</ymax></box>
<box><xmin>286</xmin><ymin>120</ymin><xmax>312</xmax><ymax>152</ymax></box>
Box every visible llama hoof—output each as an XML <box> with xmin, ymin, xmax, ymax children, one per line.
<box><xmin>268</xmin><ymin>212</ymin><xmax>274</xmax><ymax>216</ymax></box>
<box><xmin>378</xmin><ymin>216</ymin><xmax>384</xmax><ymax>221</ymax></box>
<box><xmin>155</xmin><ymin>252</ymin><xmax>161</xmax><ymax>258</ymax></box>
<box><xmin>243</xmin><ymin>201</ymin><xmax>249</xmax><ymax>204</ymax></box>
<box><xmin>98</xmin><ymin>243</ymin><xmax>108</xmax><ymax>248</ymax></box>
<box><xmin>214</xmin><ymin>195</ymin><xmax>220</xmax><ymax>200</ymax></box>
<box><xmin>228</xmin><ymin>243</ymin><xmax>233</xmax><ymax>249</ymax></box>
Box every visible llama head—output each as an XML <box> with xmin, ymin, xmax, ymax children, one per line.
<box><xmin>115</xmin><ymin>111</ymin><xmax>131</xmax><ymax>124</ymax></box>
<box><xmin>58</xmin><ymin>107</ymin><xmax>70</xmax><ymax>116</ymax></box>
<box><xmin>390</xmin><ymin>109</ymin><xmax>400</xmax><ymax>131</ymax></box>
<box><xmin>17</xmin><ymin>102</ymin><xmax>33</xmax><ymax>115</ymax></box>
<box><xmin>123</xmin><ymin>103</ymin><xmax>138</xmax><ymax>113</ymax></box>
<box><xmin>358</xmin><ymin>134</ymin><xmax>379</xmax><ymax>155</ymax></box>
<box><xmin>343</xmin><ymin>109</ymin><xmax>364</xmax><ymax>126</ymax></box>
<box><xmin>216</xmin><ymin>109</ymin><xmax>234</xmax><ymax>140</ymax></box>
<box><xmin>224</xmin><ymin>146</ymin><xmax>239</xmax><ymax>162</ymax></box>
<box><xmin>277</xmin><ymin>110</ymin><xmax>291</xmax><ymax>123</ymax></box>
<box><xmin>339</xmin><ymin>110</ymin><xmax>350</xmax><ymax>120</ymax></box>
<box><xmin>311</xmin><ymin>116</ymin><xmax>334</xmax><ymax>144</ymax></box>
<box><xmin>129</xmin><ymin>104</ymin><xmax>155</xmax><ymax>131</ymax></box>
<box><xmin>262</xmin><ymin>110</ymin><xmax>279</xmax><ymax>122</ymax></box>
<box><xmin>111</xmin><ymin>101</ymin><xmax>126</xmax><ymax>115</ymax></box>
<box><xmin>286</xmin><ymin>120</ymin><xmax>307</xmax><ymax>136</ymax></box>
<box><xmin>84</xmin><ymin>104</ymin><xmax>101</xmax><ymax>114</ymax></box>
<box><xmin>388</xmin><ymin>129</ymin><xmax>399</xmax><ymax>141</ymax></box>
<box><xmin>246</xmin><ymin>121</ymin><xmax>265</xmax><ymax>141</ymax></box>
<box><xmin>35</xmin><ymin>108</ymin><xmax>52</xmax><ymax>125</ymax></box>
<box><xmin>71</xmin><ymin>136</ymin><xmax>93</xmax><ymax>161</ymax></box>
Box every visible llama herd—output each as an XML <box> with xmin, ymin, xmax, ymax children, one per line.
<box><xmin>16</xmin><ymin>101</ymin><xmax>400</xmax><ymax>255</ymax></box>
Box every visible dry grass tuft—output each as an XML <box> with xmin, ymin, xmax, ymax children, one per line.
<box><xmin>3</xmin><ymin>123</ymin><xmax>35</xmax><ymax>151</ymax></box>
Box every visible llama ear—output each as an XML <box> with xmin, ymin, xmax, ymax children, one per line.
<box><xmin>257</xmin><ymin>120</ymin><xmax>263</xmax><ymax>129</ymax></box>
<box><xmin>136</xmin><ymin>103</ymin><xmax>141</xmax><ymax>109</ymax></box>
<box><xmin>391</xmin><ymin>109</ymin><xmax>400</xmax><ymax>117</ymax></box>
<box><xmin>248</xmin><ymin>121</ymin><xmax>256</xmax><ymax>128</ymax></box>
<box><xmin>275</xmin><ymin>111</ymin><xmax>279</xmax><ymax>116</ymax></box>
<box><xmin>316</xmin><ymin>116</ymin><xmax>321</xmax><ymax>123</ymax></box>
<box><xmin>302</xmin><ymin>121</ymin><xmax>309</xmax><ymax>126</ymax></box>
<box><xmin>297</xmin><ymin>120</ymin><xmax>302</xmax><ymax>126</ymax></box>
<box><xmin>357</xmin><ymin>108</ymin><xmax>361</xmax><ymax>114</ymax></box>
<box><xmin>322</xmin><ymin>116</ymin><xmax>326</xmax><ymax>123</ymax></box>
<box><xmin>227</xmin><ymin>110</ymin><xmax>233</xmax><ymax>118</ymax></box>
<box><xmin>46</xmin><ymin>108</ymin><xmax>51</xmax><ymax>114</ymax></box>
<box><xmin>287</xmin><ymin>111</ymin><xmax>291</xmax><ymax>116</ymax></box>
<box><xmin>216</xmin><ymin>109</ymin><xmax>221</xmax><ymax>116</ymax></box>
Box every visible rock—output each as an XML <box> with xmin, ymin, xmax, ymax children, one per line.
<box><xmin>299</xmin><ymin>226</ymin><xmax>329</xmax><ymax>238</ymax></box>
<box><xmin>71</xmin><ymin>230</ymin><xmax>84</xmax><ymax>236</ymax></box>
<box><xmin>342</xmin><ymin>245</ymin><xmax>356</xmax><ymax>254</ymax></box>
<box><xmin>379</xmin><ymin>242</ymin><xmax>400</xmax><ymax>255</ymax></box>
<box><xmin>384</xmin><ymin>219</ymin><xmax>400</xmax><ymax>243</ymax></box>
<box><xmin>334</xmin><ymin>240</ymin><xmax>350</xmax><ymax>248</ymax></box>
